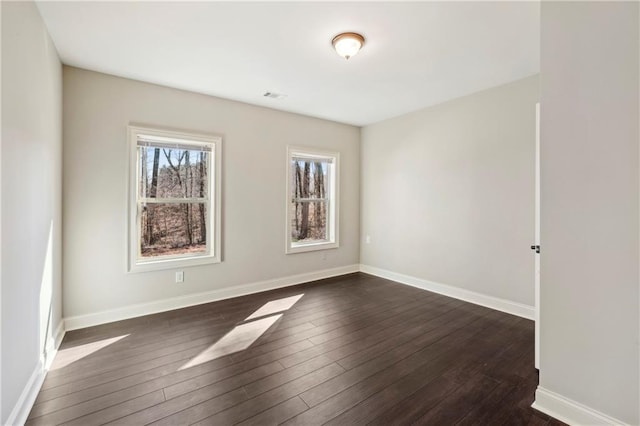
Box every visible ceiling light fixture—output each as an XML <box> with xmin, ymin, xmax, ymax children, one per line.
<box><xmin>332</xmin><ymin>32</ymin><xmax>365</xmax><ymax>60</ymax></box>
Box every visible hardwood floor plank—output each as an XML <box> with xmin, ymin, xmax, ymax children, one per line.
<box><xmin>332</xmin><ymin>304</ymin><xmax>482</xmax><ymax>372</ymax></box>
<box><xmin>158</xmin><ymin>363</ymin><xmax>345</xmax><ymax>425</ymax></box>
<box><xmin>60</xmin><ymin>390</ymin><xmax>165</xmax><ymax>426</ymax></box>
<box><xmin>102</xmin><ymin>360</ymin><xmax>283</xmax><ymax>425</ymax></box>
<box><xmin>451</xmin><ymin>380</ymin><xmax>517</xmax><ymax>426</ymax></box>
<box><xmin>40</xmin><ymin>315</ymin><xmax>319</xmax><ymax>401</ymax></box>
<box><xmin>41</xmin><ymin>332</ymin><xmax>237</xmax><ymax>390</ymax></box>
<box><xmin>413</xmin><ymin>373</ymin><xmax>501</xmax><ymax>425</ymax></box>
<box><xmin>28</xmin><ymin>361</ymin><xmax>283</xmax><ymax>424</ymax></box>
<box><xmin>109</xmin><ymin>388</ymin><xmax>247</xmax><ymax>426</ymax></box>
<box><xmin>37</xmin><ymin>341</ymin><xmax>216</xmax><ymax>401</ymax></box>
<box><xmin>236</xmin><ymin>396</ymin><xmax>308</xmax><ymax>426</ymax></box>
<box><xmin>243</xmin><ymin>355</ymin><xmax>337</xmax><ymax>399</ymax></box>
<box><xmin>323</xmin><ymin>354</ymin><xmax>470</xmax><ymax>425</ymax></box>
<box><xmin>286</xmin><ymin>310</ymin><xmax>497</xmax><ymax>425</ymax></box>
<box><xmin>324</xmin><ymin>321</ymin><xmax>522</xmax><ymax>426</ymax></box>
<box><xmin>278</xmin><ymin>298</ymin><xmax>459</xmax><ymax>369</ymax></box>
<box><xmin>370</xmin><ymin>315</ymin><xmax>531</xmax><ymax>425</ymax></box>
<box><xmin>367</xmin><ymin>375</ymin><xmax>460</xmax><ymax>425</ymax></box>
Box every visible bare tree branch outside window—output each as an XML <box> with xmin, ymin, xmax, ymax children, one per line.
<box><xmin>138</xmin><ymin>145</ymin><xmax>209</xmax><ymax>258</ymax></box>
<box><xmin>290</xmin><ymin>158</ymin><xmax>329</xmax><ymax>243</ymax></box>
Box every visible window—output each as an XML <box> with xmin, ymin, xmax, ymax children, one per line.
<box><xmin>286</xmin><ymin>146</ymin><xmax>339</xmax><ymax>254</ymax></box>
<box><xmin>128</xmin><ymin>126</ymin><xmax>222</xmax><ymax>272</ymax></box>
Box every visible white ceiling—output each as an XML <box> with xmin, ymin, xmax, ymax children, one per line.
<box><xmin>36</xmin><ymin>1</ymin><xmax>540</xmax><ymax>126</ymax></box>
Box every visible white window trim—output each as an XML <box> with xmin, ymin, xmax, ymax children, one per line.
<box><xmin>285</xmin><ymin>146</ymin><xmax>340</xmax><ymax>254</ymax></box>
<box><xmin>127</xmin><ymin>125</ymin><xmax>222</xmax><ymax>273</ymax></box>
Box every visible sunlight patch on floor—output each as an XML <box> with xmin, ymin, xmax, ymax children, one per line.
<box><xmin>180</xmin><ymin>293</ymin><xmax>304</xmax><ymax>370</ymax></box>
<box><xmin>50</xmin><ymin>334</ymin><xmax>129</xmax><ymax>370</ymax></box>
<box><xmin>245</xmin><ymin>294</ymin><xmax>304</xmax><ymax>321</ymax></box>
<box><xmin>179</xmin><ymin>314</ymin><xmax>282</xmax><ymax>370</ymax></box>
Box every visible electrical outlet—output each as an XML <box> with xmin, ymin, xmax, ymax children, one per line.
<box><xmin>175</xmin><ymin>271</ymin><xmax>184</xmax><ymax>283</ymax></box>
<box><xmin>365</xmin><ymin>235</ymin><xmax>371</xmax><ymax>244</ymax></box>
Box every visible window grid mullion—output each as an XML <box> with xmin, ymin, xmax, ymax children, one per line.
<box><xmin>291</xmin><ymin>198</ymin><xmax>329</xmax><ymax>203</ymax></box>
<box><xmin>138</xmin><ymin>198</ymin><xmax>209</xmax><ymax>204</ymax></box>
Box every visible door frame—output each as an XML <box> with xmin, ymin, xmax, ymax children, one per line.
<box><xmin>535</xmin><ymin>102</ymin><xmax>540</xmax><ymax>370</ymax></box>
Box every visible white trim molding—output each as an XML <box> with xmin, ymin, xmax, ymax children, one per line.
<box><xmin>532</xmin><ymin>386</ymin><xmax>628</xmax><ymax>426</ymax></box>
<box><xmin>43</xmin><ymin>321</ymin><xmax>66</xmax><ymax>370</ymax></box>
<box><xmin>126</xmin><ymin>124</ymin><xmax>223</xmax><ymax>273</ymax></box>
<box><xmin>359</xmin><ymin>264</ymin><xmax>535</xmax><ymax>320</ymax></box>
<box><xmin>285</xmin><ymin>146</ymin><xmax>340</xmax><ymax>255</ymax></box>
<box><xmin>5</xmin><ymin>361</ymin><xmax>44</xmax><ymax>426</ymax></box>
<box><xmin>64</xmin><ymin>264</ymin><xmax>360</xmax><ymax>331</ymax></box>
<box><xmin>5</xmin><ymin>320</ymin><xmax>66</xmax><ymax>426</ymax></box>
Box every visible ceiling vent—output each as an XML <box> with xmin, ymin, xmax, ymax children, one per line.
<box><xmin>263</xmin><ymin>91</ymin><xmax>287</xmax><ymax>99</ymax></box>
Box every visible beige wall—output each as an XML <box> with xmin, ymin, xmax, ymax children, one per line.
<box><xmin>1</xmin><ymin>1</ymin><xmax>63</xmax><ymax>422</ymax></box>
<box><xmin>361</xmin><ymin>75</ymin><xmax>539</xmax><ymax>307</ymax></box>
<box><xmin>62</xmin><ymin>67</ymin><xmax>360</xmax><ymax>321</ymax></box>
<box><xmin>538</xmin><ymin>2</ymin><xmax>639</xmax><ymax>424</ymax></box>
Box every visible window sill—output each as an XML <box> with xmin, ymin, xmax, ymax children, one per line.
<box><xmin>128</xmin><ymin>254</ymin><xmax>220</xmax><ymax>273</ymax></box>
<box><xmin>286</xmin><ymin>241</ymin><xmax>338</xmax><ymax>255</ymax></box>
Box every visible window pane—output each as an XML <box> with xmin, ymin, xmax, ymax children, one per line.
<box><xmin>139</xmin><ymin>147</ymin><xmax>209</xmax><ymax>199</ymax></box>
<box><xmin>290</xmin><ymin>159</ymin><xmax>328</xmax><ymax>200</ymax></box>
<box><xmin>140</xmin><ymin>202</ymin><xmax>208</xmax><ymax>258</ymax></box>
<box><xmin>290</xmin><ymin>200</ymin><xmax>328</xmax><ymax>243</ymax></box>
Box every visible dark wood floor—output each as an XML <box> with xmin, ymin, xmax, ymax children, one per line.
<box><xmin>28</xmin><ymin>273</ymin><xmax>561</xmax><ymax>425</ymax></box>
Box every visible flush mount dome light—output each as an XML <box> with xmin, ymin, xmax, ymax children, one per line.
<box><xmin>332</xmin><ymin>32</ymin><xmax>365</xmax><ymax>60</ymax></box>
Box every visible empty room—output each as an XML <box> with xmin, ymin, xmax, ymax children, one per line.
<box><xmin>1</xmin><ymin>1</ymin><xmax>639</xmax><ymax>425</ymax></box>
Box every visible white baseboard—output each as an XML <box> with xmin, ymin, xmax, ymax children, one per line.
<box><xmin>64</xmin><ymin>264</ymin><xmax>360</xmax><ymax>331</ymax></box>
<box><xmin>40</xmin><ymin>319</ymin><xmax>66</xmax><ymax>371</ymax></box>
<box><xmin>64</xmin><ymin>263</ymin><xmax>532</xmax><ymax>330</ymax></box>
<box><xmin>359</xmin><ymin>264</ymin><xmax>535</xmax><ymax>320</ymax></box>
<box><xmin>44</xmin><ymin>321</ymin><xmax>66</xmax><ymax>369</ymax></box>
<box><xmin>5</xmin><ymin>320</ymin><xmax>65</xmax><ymax>426</ymax></box>
<box><xmin>4</xmin><ymin>361</ymin><xmax>45</xmax><ymax>426</ymax></box>
<box><xmin>532</xmin><ymin>386</ymin><xmax>628</xmax><ymax>426</ymax></box>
